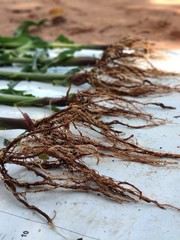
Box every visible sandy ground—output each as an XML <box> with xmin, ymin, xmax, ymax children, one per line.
<box><xmin>0</xmin><ymin>0</ymin><xmax>180</xmax><ymax>49</ymax></box>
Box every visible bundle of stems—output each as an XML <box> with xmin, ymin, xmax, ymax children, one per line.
<box><xmin>0</xmin><ymin>36</ymin><xmax>152</xmax><ymax>73</ymax></box>
<box><xmin>0</xmin><ymin>21</ymin><xmax>178</xmax><ymax>95</ymax></box>
<box><xmin>0</xmin><ymin>20</ymin><xmax>105</xmax><ymax>73</ymax></box>
<box><xmin>1</xmin><ymin>105</ymin><xmax>179</xmax><ymax>225</ymax></box>
<box><xmin>0</xmin><ymin>42</ymin><xmax>179</xmax><ymax>98</ymax></box>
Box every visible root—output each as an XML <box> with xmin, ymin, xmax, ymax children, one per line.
<box><xmin>73</xmin><ymin>38</ymin><xmax>180</xmax><ymax>97</ymax></box>
<box><xmin>1</xmin><ymin>105</ymin><xmax>179</xmax><ymax>224</ymax></box>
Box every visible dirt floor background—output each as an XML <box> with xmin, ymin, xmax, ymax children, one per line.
<box><xmin>0</xmin><ymin>0</ymin><xmax>179</xmax><ymax>49</ymax></box>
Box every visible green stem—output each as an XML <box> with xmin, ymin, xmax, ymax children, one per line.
<box><xmin>2</xmin><ymin>56</ymin><xmax>97</xmax><ymax>67</ymax></box>
<box><xmin>0</xmin><ymin>37</ymin><xmax>108</xmax><ymax>50</ymax></box>
<box><xmin>0</xmin><ymin>93</ymin><xmax>68</xmax><ymax>107</ymax></box>
<box><xmin>0</xmin><ymin>71</ymin><xmax>72</xmax><ymax>85</ymax></box>
<box><xmin>0</xmin><ymin>70</ymin><xmax>88</xmax><ymax>86</ymax></box>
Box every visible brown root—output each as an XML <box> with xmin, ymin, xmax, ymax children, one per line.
<box><xmin>1</xmin><ymin>105</ymin><xmax>179</xmax><ymax>224</ymax></box>
<box><xmin>72</xmin><ymin>38</ymin><xmax>180</xmax><ymax>97</ymax></box>
<box><xmin>69</xmin><ymin>88</ymin><xmax>166</xmax><ymax>128</ymax></box>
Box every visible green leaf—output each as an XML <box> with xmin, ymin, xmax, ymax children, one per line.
<box><xmin>0</xmin><ymin>35</ymin><xmax>48</xmax><ymax>52</ymax></box>
<box><xmin>14</xmin><ymin>20</ymin><xmax>47</xmax><ymax>37</ymax></box>
<box><xmin>50</xmin><ymin>104</ymin><xmax>60</xmax><ymax>112</ymax></box>
<box><xmin>0</xmin><ymin>35</ymin><xmax>30</xmax><ymax>48</ymax></box>
<box><xmin>7</xmin><ymin>81</ymin><xmax>19</xmax><ymax>90</ymax></box>
<box><xmin>39</xmin><ymin>48</ymin><xmax>80</xmax><ymax>73</ymax></box>
<box><xmin>0</xmin><ymin>82</ymin><xmax>35</xmax><ymax>97</ymax></box>
<box><xmin>57</xmin><ymin>48</ymin><xmax>79</xmax><ymax>61</ymax></box>
<box><xmin>0</xmin><ymin>50</ymin><xmax>15</xmax><ymax>65</ymax></box>
<box><xmin>21</xmin><ymin>64</ymin><xmax>34</xmax><ymax>72</ymax></box>
<box><xmin>56</xmin><ymin>34</ymin><xmax>74</xmax><ymax>44</ymax></box>
<box><xmin>66</xmin><ymin>67</ymin><xmax>83</xmax><ymax>75</ymax></box>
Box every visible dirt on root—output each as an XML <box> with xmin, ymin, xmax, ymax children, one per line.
<box><xmin>0</xmin><ymin>0</ymin><xmax>180</xmax><ymax>49</ymax></box>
